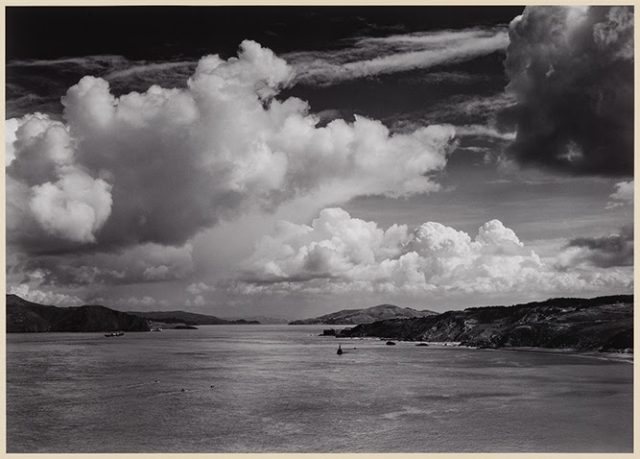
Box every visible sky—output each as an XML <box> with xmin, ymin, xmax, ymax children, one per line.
<box><xmin>5</xmin><ymin>6</ymin><xmax>634</xmax><ymax>320</ymax></box>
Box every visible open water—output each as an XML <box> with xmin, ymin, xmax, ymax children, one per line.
<box><xmin>6</xmin><ymin>324</ymin><xmax>633</xmax><ymax>452</ymax></box>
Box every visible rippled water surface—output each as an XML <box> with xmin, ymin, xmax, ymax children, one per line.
<box><xmin>7</xmin><ymin>325</ymin><xmax>633</xmax><ymax>452</ymax></box>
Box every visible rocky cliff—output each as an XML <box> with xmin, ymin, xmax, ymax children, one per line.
<box><xmin>338</xmin><ymin>295</ymin><xmax>633</xmax><ymax>352</ymax></box>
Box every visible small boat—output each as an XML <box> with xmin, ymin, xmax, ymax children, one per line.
<box><xmin>337</xmin><ymin>344</ymin><xmax>343</xmax><ymax>355</ymax></box>
<box><xmin>151</xmin><ymin>327</ymin><xmax>162</xmax><ymax>332</ymax></box>
<box><xmin>104</xmin><ymin>331</ymin><xmax>125</xmax><ymax>337</ymax></box>
<box><xmin>386</xmin><ymin>341</ymin><xmax>396</xmax><ymax>346</ymax></box>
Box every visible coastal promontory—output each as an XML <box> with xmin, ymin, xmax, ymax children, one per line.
<box><xmin>337</xmin><ymin>295</ymin><xmax>633</xmax><ymax>352</ymax></box>
<box><xmin>6</xmin><ymin>294</ymin><xmax>150</xmax><ymax>333</ymax></box>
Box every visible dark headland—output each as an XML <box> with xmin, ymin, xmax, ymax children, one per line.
<box><xmin>6</xmin><ymin>294</ymin><xmax>150</xmax><ymax>333</ymax></box>
<box><xmin>336</xmin><ymin>295</ymin><xmax>633</xmax><ymax>352</ymax></box>
<box><xmin>6</xmin><ymin>294</ymin><xmax>259</xmax><ymax>333</ymax></box>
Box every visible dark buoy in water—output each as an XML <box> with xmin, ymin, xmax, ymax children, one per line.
<box><xmin>337</xmin><ymin>344</ymin><xmax>343</xmax><ymax>355</ymax></box>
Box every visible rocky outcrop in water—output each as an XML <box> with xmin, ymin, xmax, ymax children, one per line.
<box><xmin>338</xmin><ymin>295</ymin><xmax>633</xmax><ymax>352</ymax></box>
<box><xmin>6</xmin><ymin>294</ymin><xmax>150</xmax><ymax>333</ymax></box>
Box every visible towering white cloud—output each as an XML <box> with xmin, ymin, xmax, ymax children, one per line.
<box><xmin>7</xmin><ymin>113</ymin><xmax>113</xmax><ymax>243</ymax></box>
<box><xmin>7</xmin><ymin>40</ymin><xmax>455</xmax><ymax>253</ymax></box>
<box><xmin>240</xmin><ymin>208</ymin><xmax>632</xmax><ymax>296</ymax></box>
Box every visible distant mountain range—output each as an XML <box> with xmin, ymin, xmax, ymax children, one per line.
<box><xmin>289</xmin><ymin>304</ymin><xmax>438</xmax><ymax>325</ymax></box>
<box><xmin>7</xmin><ymin>294</ymin><xmax>149</xmax><ymax>333</ymax></box>
<box><xmin>337</xmin><ymin>295</ymin><xmax>633</xmax><ymax>352</ymax></box>
<box><xmin>128</xmin><ymin>310</ymin><xmax>259</xmax><ymax>325</ymax></box>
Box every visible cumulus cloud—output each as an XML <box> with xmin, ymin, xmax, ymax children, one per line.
<box><xmin>556</xmin><ymin>226</ymin><xmax>633</xmax><ymax>269</ymax></box>
<box><xmin>606</xmin><ymin>180</ymin><xmax>634</xmax><ymax>209</ymax></box>
<box><xmin>286</xmin><ymin>27</ymin><xmax>509</xmax><ymax>86</ymax></box>
<box><xmin>5</xmin><ymin>118</ymin><xmax>19</xmax><ymax>165</ymax></box>
<box><xmin>185</xmin><ymin>295</ymin><xmax>206</xmax><ymax>308</ymax></box>
<box><xmin>7</xmin><ymin>113</ymin><xmax>113</xmax><ymax>243</ymax></box>
<box><xmin>186</xmin><ymin>282</ymin><xmax>214</xmax><ymax>295</ymax></box>
<box><xmin>239</xmin><ymin>208</ymin><xmax>632</xmax><ymax>296</ymax></box>
<box><xmin>29</xmin><ymin>168</ymin><xmax>112</xmax><ymax>243</ymax></box>
<box><xmin>8</xmin><ymin>283</ymin><xmax>83</xmax><ymax>306</ymax></box>
<box><xmin>7</xmin><ymin>40</ymin><xmax>455</xmax><ymax>254</ymax></box>
<box><xmin>503</xmin><ymin>6</ymin><xmax>633</xmax><ymax>176</ymax></box>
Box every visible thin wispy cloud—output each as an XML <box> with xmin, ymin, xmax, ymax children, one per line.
<box><xmin>103</xmin><ymin>61</ymin><xmax>196</xmax><ymax>82</ymax></box>
<box><xmin>286</xmin><ymin>27</ymin><xmax>510</xmax><ymax>86</ymax></box>
<box><xmin>6</xmin><ymin>55</ymin><xmax>196</xmax><ymax>117</ymax></box>
<box><xmin>419</xmin><ymin>92</ymin><xmax>517</xmax><ymax>124</ymax></box>
<box><xmin>455</xmin><ymin>124</ymin><xmax>516</xmax><ymax>141</ymax></box>
<box><xmin>7</xmin><ymin>55</ymin><xmax>127</xmax><ymax>69</ymax></box>
<box><xmin>385</xmin><ymin>92</ymin><xmax>517</xmax><ymax>140</ymax></box>
<box><xmin>6</xmin><ymin>27</ymin><xmax>510</xmax><ymax>118</ymax></box>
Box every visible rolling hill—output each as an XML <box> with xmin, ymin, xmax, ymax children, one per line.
<box><xmin>7</xmin><ymin>294</ymin><xmax>150</xmax><ymax>333</ymax></box>
<box><xmin>289</xmin><ymin>304</ymin><xmax>437</xmax><ymax>325</ymax></box>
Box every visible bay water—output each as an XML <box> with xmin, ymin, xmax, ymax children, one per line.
<box><xmin>6</xmin><ymin>324</ymin><xmax>633</xmax><ymax>452</ymax></box>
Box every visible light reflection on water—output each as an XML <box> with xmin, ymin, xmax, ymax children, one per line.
<box><xmin>6</xmin><ymin>324</ymin><xmax>633</xmax><ymax>453</ymax></box>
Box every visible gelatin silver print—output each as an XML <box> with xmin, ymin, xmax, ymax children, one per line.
<box><xmin>5</xmin><ymin>5</ymin><xmax>634</xmax><ymax>453</ymax></box>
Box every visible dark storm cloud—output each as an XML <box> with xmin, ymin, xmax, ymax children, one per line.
<box><xmin>503</xmin><ymin>6</ymin><xmax>633</xmax><ymax>176</ymax></box>
<box><xmin>558</xmin><ymin>226</ymin><xmax>633</xmax><ymax>268</ymax></box>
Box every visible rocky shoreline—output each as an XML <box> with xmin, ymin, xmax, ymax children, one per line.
<box><xmin>335</xmin><ymin>295</ymin><xmax>633</xmax><ymax>353</ymax></box>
